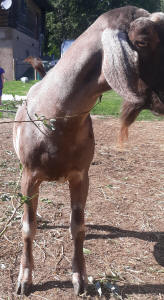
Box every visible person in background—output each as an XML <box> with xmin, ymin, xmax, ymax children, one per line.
<box><xmin>0</xmin><ymin>67</ymin><xmax>5</xmax><ymax>105</ymax></box>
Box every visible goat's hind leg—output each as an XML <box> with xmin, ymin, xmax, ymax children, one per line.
<box><xmin>69</xmin><ymin>170</ymin><xmax>89</xmax><ymax>295</ymax></box>
<box><xmin>17</xmin><ymin>168</ymin><xmax>41</xmax><ymax>296</ymax></box>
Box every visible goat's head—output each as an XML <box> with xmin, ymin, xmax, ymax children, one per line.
<box><xmin>102</xmin><ymin>11</ymin><xmax>164</xmax><ymax>144</ymax></box>
<box><xmin>129</xmin><ymin>13</ymin><xmax>164</xmax><ymax>103</ymax></box>
<box><xmin>128</xmin><ymin>17</ymin><xmax>159</xmax><ymax>59</ymax></box>
<box><xmin>128</xmin><ymin>14</ymin><xmax>164</xmax><ymax>99</ymax></box>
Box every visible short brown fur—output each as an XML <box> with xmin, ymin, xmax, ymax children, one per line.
<box><xmin>13</xmin><ymin>6</ymin><xmax>164</xmax><ymax>296</ymax></box>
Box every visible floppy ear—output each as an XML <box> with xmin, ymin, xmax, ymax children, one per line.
<box><xmin>101</xmin><ymin>17</ymin><xmax>160</xmax><ymax>103</ymax></box>
<box><xmin>101</xmin><ymin>28</ymin><xmax>145</xmax><ymax>144</ymax></box>
<box><xmin>101</xmin><ymin>19</ymin><xmax>161</xmax><ymax>144</ymax></box>
<box><xmin>101</xmin><ymin>28</ymin><xmax>141</xmax><ymax>104</ymax></box>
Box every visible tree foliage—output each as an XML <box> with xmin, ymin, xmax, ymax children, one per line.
<box><xmin>45</xmin><ymin>0</ymin><xmax>161</xmax><ymax>57</ymax></box>
<box><xmin>161</xmin><ymin>0</ymin><xmax>164</xmax><ymax>11</ymax></box>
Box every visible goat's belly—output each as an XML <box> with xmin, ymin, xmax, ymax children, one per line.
<box><xmin>53</xmin><ymin>169</ymin><xmax>86</xmax><ymax>183</ymax></box>
<box><xmin>42</xmin><ymin>143</ymin><xmax>93</xmax><ymax>180</ymax></box>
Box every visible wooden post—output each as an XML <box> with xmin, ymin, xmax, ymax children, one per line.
<box><xmin>13</xmin><ymin>58</ymin><xmax>15</xmax><ymax>80</ymax></box>
<box><xmin>34</xmin><ymin>69</ymin><xmax>37</xmax><ymax>80</ymax></box>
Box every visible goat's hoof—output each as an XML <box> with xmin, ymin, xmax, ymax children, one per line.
<box><xmin>72</xmin><ymin>273</ymin><xmax>87</xmax><ymax>295</ymax></box>
<box><xmin>16</xmin><ymin>281</ymin><xmax>32</xmax><ymax>296</ymax></box>
<box><xmin>73</xmin><ymin>280</ymin><xmax>85</xmax><ymax>295</ymax></box>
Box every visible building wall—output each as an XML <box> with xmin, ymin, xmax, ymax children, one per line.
<box><xmin>7</xmin><ymin>0</ymin><xmax>42</xmax><ymax>39</ymax></box>
<box><xmin>0</xmin><ymin>27</ymin><xmax>39</xmax><ymax>80</ymax></box>
<box><xmin>13</xmin><ymin>28</ymin><xmax>39</xmax><ymax>79</ymax></box>
<box><xmin>0</xmin><ymin>28</ymin><xmax>13</xmax><ymax>80</ymax></box>
<box><xmin>0</xmin><ymin>0</ymin><xmax>44</xmax><ymax>80</ymax></box>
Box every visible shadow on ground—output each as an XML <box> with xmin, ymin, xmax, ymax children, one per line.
<box><xmin>34</xmin><ymin>222</ymin><xmax>164</xmax><ymax>298</ymax></box>
<box><xmin>30</xmin><ymin>280</ymin><xmax>164</xmax><ymax>299</ymax></box>
<box><xmin>33</xmin><ymin>222</ymin><xmax>164</xmax><ymax>299</ymax></box>
<box><xmin>38</xmin><ymin>222</ymin><xmax>164</xmax><ymax>267</ymax></box>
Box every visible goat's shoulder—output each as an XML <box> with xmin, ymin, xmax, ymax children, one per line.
<box><xmin>27</xmin><ymin>80</ymin><xmax>42</xmax><ymax>99</ymax></box>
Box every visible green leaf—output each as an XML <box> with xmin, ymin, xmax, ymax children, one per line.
<box><xmin>19</xmin><ymin>163</ymin><xmax>23</xmax><ymax>171</ymax></box>
<box><xmin>107</xmin><ymin>184</ymin><xmax>113</xmax><ymax>188</ymax></box>
<box><xmin>83</xmin><ymin>248</ymin><xmax>91</xmax><ymax>255</ymax></box>
<box><xmin>41</xmin><ymin>198</ymin><xmax>52</xmax><ymax>204</ymax></box>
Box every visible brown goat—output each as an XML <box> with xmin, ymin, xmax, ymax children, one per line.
<box><xmin>13</xmin><ymin>6</ymin><xmax>164</xmax><ymax>296</ymax></box>
<box><xmin>24</xmin><ymin>56</ymin><xmax>46</xmax><ymax>78</ymax></box>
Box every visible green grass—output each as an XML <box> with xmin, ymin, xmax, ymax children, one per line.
<box><xmin>91</xmin><ymin>90</ymin><xmax>163</xmax><ymax>121</ymax></box>
<box><xmin>2</xmin><ymin>81</ymin><xmax>163</xmax><ymax>121</ymax></box>
<box><xmin>92</xmin><ymin>91</ymin><xmax>121</xmax><ymax>117</ymax></box>
<box><xmin>3</xmin><ymin>80</ymin><xmax>38</xmax><ymax>96</ymax></box>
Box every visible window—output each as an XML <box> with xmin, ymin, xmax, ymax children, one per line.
<box><xmin>21</xmin><ymin>0</ymin><xmax>27</xmax><ymax>14</ymax></box>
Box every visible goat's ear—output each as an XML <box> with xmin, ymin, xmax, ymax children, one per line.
<box><xmin>149</xmin><ymin>12</ymin><xmax>164</xmax><ymax>43</ymax></box>
<box><xmin>101</xmin><ymin>28</ymin><xmax>141</xmax><ymax>104</ymax></box>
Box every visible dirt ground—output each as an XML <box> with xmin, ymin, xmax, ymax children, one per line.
<box><xmin>0</xmin><ymin>116</ymin><xmax>164</xmax><ymax>300</ymax></box>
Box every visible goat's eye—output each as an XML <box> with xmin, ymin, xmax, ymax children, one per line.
<box><xmin>136</xmin><ymin>41</ymin><xmax>148</xmax><ymax>47</ymax></box>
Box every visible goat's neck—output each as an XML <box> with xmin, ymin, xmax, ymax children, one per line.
<box><xmin>28</xmin><ymin>31</ymin><xmax>109</xmax><ymax>119</ymax></box>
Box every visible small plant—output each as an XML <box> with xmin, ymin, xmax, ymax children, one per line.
<box><xmin>17</xmin><ymin>192</ymin><xmax>30</xmax><ymax>205</ymax></box>
<box><xmin>0</xmin><ymin>160</ymin><xmax>7</xmax><ymax>168</ymax></box>
<box><xmin>35</xmin><ymin>113</ymin><xmax>56</xmax><ymax>131</ymax></box>
<box><xmin>0</xmin><ymin>164</ymin><xmax>30</xmax><ymax>237</ymax></box>
<box><xmin>88</xmin><ymin>271</ymin><xmax>125</xmax><ymax>299</ymax></box>
<box><xmin>0</xmin><ymin>193</ymin><xmax>11</xmax><ymax>201</ymax></box>
<box><xmin>41</xmin><ymin>198</ymin><xmax>52</xmax><ymax>204</ymax></box>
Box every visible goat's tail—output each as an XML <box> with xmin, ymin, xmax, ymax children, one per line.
<box><xmin>24</xmin><ymin>56</ymin><xmax>46</xmax><ymax>78</ymax></box>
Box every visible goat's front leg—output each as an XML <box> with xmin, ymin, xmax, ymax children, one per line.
<box><xmin>17</xmin><ymin>169</ymin><xmax>41</xmax><ymax>296</ymax></box>
<box><xmin>69</xmin><ymin>170</ymin><xmax>89</xmax><ymax>295</ymax></box>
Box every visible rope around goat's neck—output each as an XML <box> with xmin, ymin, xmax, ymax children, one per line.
<box><xmin>0</xmin><ymin>95</ymin><xmax>102</xmax><ymax>125</ymax></box>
